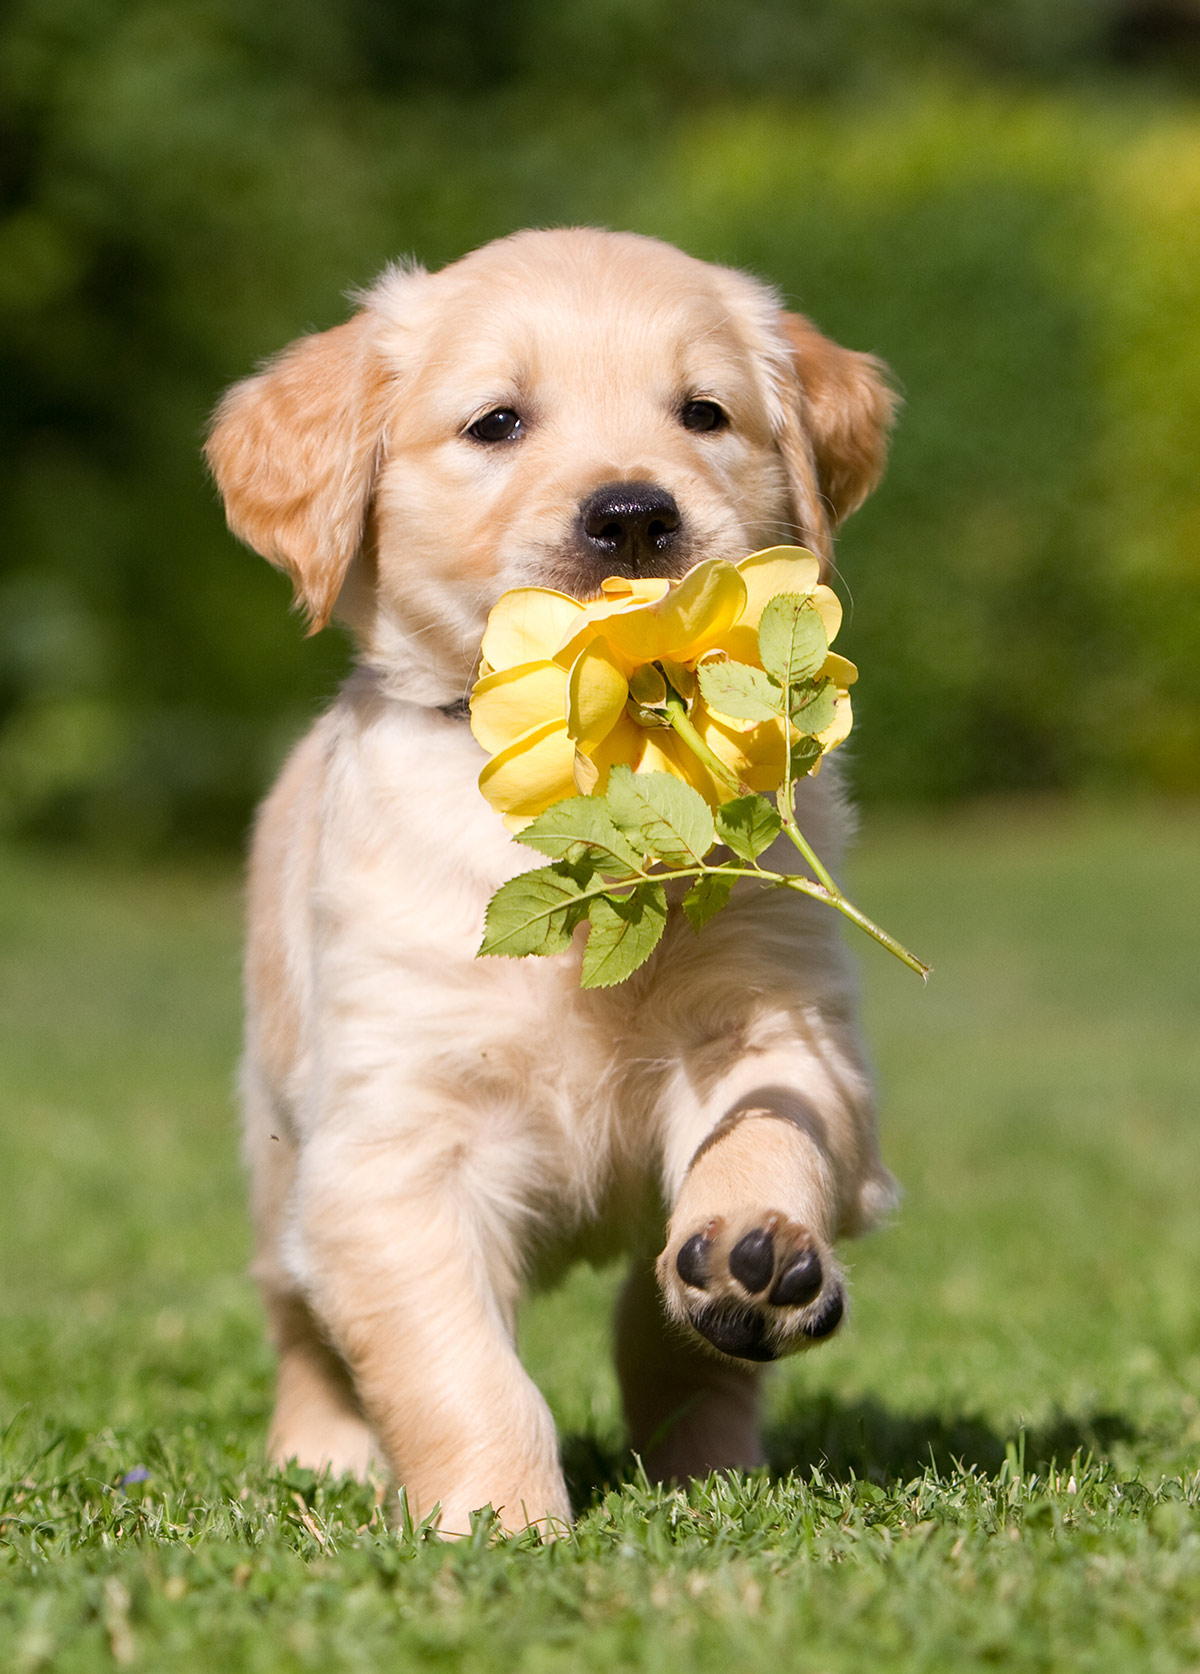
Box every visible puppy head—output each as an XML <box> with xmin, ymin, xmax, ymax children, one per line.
<box><xmin>207</xmin><ymin>228</ymin><xmax>895</xmax><ymax>703</ymax></box>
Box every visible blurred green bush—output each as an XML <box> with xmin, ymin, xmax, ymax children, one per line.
<box><xmin>2</xmin><ymin>0</ymin><xmax>1198</xmax><ymax>845</ymax></box>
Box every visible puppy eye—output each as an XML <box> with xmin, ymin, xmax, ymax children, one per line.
<box><xmin>680</xmin><ymin>399</ymin><xmax>729</xmax><ymax>434</ymax></box>
<box><xmin>467</xmin><ymin>408</ymin><xmax>524</xmax><ymax>443</ymax></box>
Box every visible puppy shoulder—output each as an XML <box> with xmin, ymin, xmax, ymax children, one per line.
<box><xmin>248</xmin><ymin>709</ymin><xmax>339</xmax><ymax>896</ymax></box>
<box><xmin>244</xmin><ymin>711</ymin><xmax>341</xmax><ymax>1092</ymax></box>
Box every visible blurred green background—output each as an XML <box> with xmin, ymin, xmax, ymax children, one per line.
<box><xmin>3</xmin><ymin>0</ymin><xmax>1200</xmax><ymax>848</ymax></box>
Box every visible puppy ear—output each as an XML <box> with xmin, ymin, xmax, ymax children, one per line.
<box><xmin>206</xmin><ymin>314</ymin><xmax>391</xmax><ymax>632</ymax></box>
<box><xmin>777</xmin><ymin>312</ymin><xmax>897</xmax><ymax>529</ymax></box>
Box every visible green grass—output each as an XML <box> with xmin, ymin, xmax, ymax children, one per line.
<box><xmin>2</xmin><ymin>802</ymin><xmax>1199</xmax><ymax>1671</ymax></box>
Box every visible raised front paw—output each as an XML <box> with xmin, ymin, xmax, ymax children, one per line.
<box><xmin>658</xmin><ymin>1211</ymin><xmax>846</xmax><ymax>1363</ymax></box>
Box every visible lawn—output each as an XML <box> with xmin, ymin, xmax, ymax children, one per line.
<box><xmin>2</xmin><ymin>802</ymin><xmax>1199</xmax><ymax>1672</ymax></box>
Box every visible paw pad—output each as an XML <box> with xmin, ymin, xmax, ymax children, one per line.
<box><xmin>769</xmin><ymin>1246</ymin><xmax>823</xmax><ymax>1308</ymax></box>
<box><xmin>728</xmin><ymin>1229</ymin><xmax>776</xmax><ymax>1293</ymax></box>
<box><xmin>689</xmin><ymin>1302</ymin><xmax>774</xmax><ymax>1362</ymax></box>
<box><xmin>664</xmin><ymin>1212</ymin><xmax>844</xmax><ymax>1362</ymax></box>
<box><xmin>674</xmin><ymin>1233</ymin><xmax>712</xmax><ymax>1289</ymax></box>
<box><xmin>799</xmin><ymin>1285</ymin><xmax>844</xmax><ymax>1340</ymax></box>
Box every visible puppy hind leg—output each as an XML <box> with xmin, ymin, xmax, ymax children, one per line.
<box><xmin>264</xmin><ymin>1288</ymin><xmax>375</xmax><ymax>1481</ymax></box>
<box><xmin>615</xmin><ymin>1256</ymin><xmax>765</xmax><ymax>1485</ymax></box>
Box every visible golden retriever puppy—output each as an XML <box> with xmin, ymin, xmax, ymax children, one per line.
<box><xmin>207</xmin><ymin>227</ymin><xmax>899</xmax><ymax>1536</ymax></box>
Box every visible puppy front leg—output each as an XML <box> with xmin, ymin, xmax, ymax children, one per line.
<box><xmin>657</xmin><ymin>1109</ymin><xmax>847</xmax><ymax>1366</ymax></box>
<box><xmin>620</xmin><ymin>1079</ymin><xmax>863</xmax><ymax>1487</ymax></box>
<box><xmin>296</xmin><ymin>1140</ymin><xmax>570</xmax><ymax>1537</ymax></box>
<box><xmin>651</xmin><ymin>1011</ymin><xmax>894</xmax><ymax>1382</ymax></box>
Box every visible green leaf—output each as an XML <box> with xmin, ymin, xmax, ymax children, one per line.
<box><xmin>681</xmin><ymin>870</ymin><xmax>736</xmax><ymax>932</ymax></box>
<box><xmin>605</xmin><ymin>766</ymin><xmax>715</xmax><ymax>867</ymax></box>
<box><xmin>580</xmin><ymin>882</ymin><xmax>668</xmax><ymax>987</ymax></box>
<box><xmin>758</xmin><ymin>593</ymin><xmax>828</xmax><ymax>686</ymax></box>
<box><xmin>789</xmin><ymin>736</ymin><xmax>825</xmax><ymax>780</ymax></box>
<box><xmin>478</xmin><ymin>864</ymin><xmax>591</xmax><ymax>959</ymax></box>
<box><xmin>789</xmin><ymin>677</ymin><xmax>837</xmax><ymax>735</ymax></box>
<box><xmin>714</xmin><ymin>794</ymin><xmax>783</xmax><ymax>861</ymax></box>
<box><xmin>515</xmin><ymin>796</ymin><xmax>642</xmax><ymax>877</ymax></box>
<box><xmin>695</xmin><ymin>659</ymin><xmax>782</xmax><ymax>723</ymax></box>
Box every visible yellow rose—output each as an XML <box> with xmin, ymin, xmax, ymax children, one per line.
<box><xmin>469</xmin><ymin>547</ymin><xmax>856</xmax><ymax>825</ymax></box>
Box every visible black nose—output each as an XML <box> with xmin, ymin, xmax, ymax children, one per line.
<box><xmin>579</xmin><ymin>481</ymin><xmax>681</xmax><ymax>570</ymax></box>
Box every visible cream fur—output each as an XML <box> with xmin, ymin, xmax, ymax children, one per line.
<box><xmin>207</xmin><ymin>228</ymin><xmax>899</xmax><ymax>1536</ymax></box>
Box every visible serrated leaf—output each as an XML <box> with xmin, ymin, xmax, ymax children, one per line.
<box><xmin>789</xmin><ymin>736</ymin><xmax>825</xmax><ymax>779</ymax></box>
<box><xmin>580</xmin><ymin>882</ymin><xmax>668</xmax><ymax>987</ymax></box>
<box><xmin>681</xmin><ymin>870</ymin><xmax>736</xmax><ymax>932</ymax></box>
<box><xmin>478</xmin><ymin>864</ymin><xmax>591</xmax><ymax>959</ymax></box>
<box><xmin>789</xmin><ymin>677</ymin><xmax>837</xmax><ymax>735</ymax></box>
<box><xmin>714</xmin><ymin>794</ymin><xmax>783</xmax><ymax>861</ymax></box>
<box><xmin>605</xmin><ymin>766</ymin><xmax>716</xmax><ymax>867</ymax></box>
<box><xmin>695</xmin><ymin>659</ymin><xmax>783</xmax><ymax>722</ymax></box>
<box><xmin>515</xmin><ymin>796</ymin><xmax>642</xmax><ymax>877</ymax></box>
<box><xmin>758</xmin><ymin>593</ymin><xmax>829</xmax><ymax>686</ymax></box>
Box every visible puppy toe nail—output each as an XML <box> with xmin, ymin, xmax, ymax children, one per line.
<box><xmin>691</xmin><ymin>1302</ymin><xmax>775</xmax><ymax>1362</ymax></box>
<box><xmin>675</xmin><ymin>1234</ymin><xmax>712</xmax><ymax>1289</ymax></box>
<box><xmin>800</xmin><ymin>1285</ymin><xmax>845</xmax><ymax>1340</ymax></box>
<box><xmin>728</xmin><ymin>1228</ymin><xmax>775</xmax><ymax>1294</ymax></box>
<box><xmin>769</xmin><ymin>1247</ymin><xmax>823</xmax><ymax>1307</ymax></box>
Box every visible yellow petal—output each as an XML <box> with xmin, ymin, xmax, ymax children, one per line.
<box><xmin>553</xmin><ymin>601</ymin><xmax>649</xmax><ymax>672</ymax></box>
<box><xmin>692</xmin><ymin>699</ymin><xmax>789</xmax><ymax>796</ymax></box>
<box><xmin>709</xmin><ymin>623</ymin><xmax>764</xmax><ymax>666</ymax></box>
<box><xmin>567</xmin><ymin>638</ymin><xmax>629</xmax><ymax>753</ymax></box>
<box><xmin>599</xmin><ymin>575</ymin><xmax>671</xmax><ymax>603</ymax></box>
<box><xmin>819</xmin><ymin>650</ymin><xmax>858</xmax><ymax>687</ymax></box>
<box><xmin>469</xmin><ymin>660</ymin><xmax>566</xmax><ymax>754</ymax></box>
<box><xmin>811</xmin><ymin>583</ymin><xmax>843</xmax><ymax>646</ymax></box>
<box><xmin>817</xmin><ymin>688</ymin><xmax>854</xmax><ymax>752</ymax></box>
<box><xmin>480</xmin><ymin>588</ymin><xmax>585</xmax><ymax>673</ymax></box>
<box><xmin>573</xmin><ymin>750</ymin><xmax>599</xmax><ymax>795</ymax></box>
<box><xmin>553</xmin><ymin>619</ymin><xmax>605</xmax><ymax>673</ymax></box>
<box><xmin>554</xmin><ymin>564</ymin><xmax>745</xmax><ymax>672</ymax></box>
<box><xmin>656</xmin><ymin>558</ymin><xmax>749</xmax><ymax>661</ymax></box>
<box><xmin>735</xmin><ymin>547</ymin><xmax>822</xmax><ymax>628</ymax></box>
<box><xmin>637</xmin><ymin>728</ymin><xmax>725</xmax><ymax>807</ymax></box>
<box><xmin>575</xmin><ymin>710</ymin><xmax>646</xmax><ymax>795</ymax></box>
<box><xmin>602</xmin><ymin>559</ymin><xmax>747</xmax><ymax>664</ymax></box>
<box><xmin>477</xmin><ymin>718</ymin><xmax>579</xmax><ymax>818</ymax></box>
